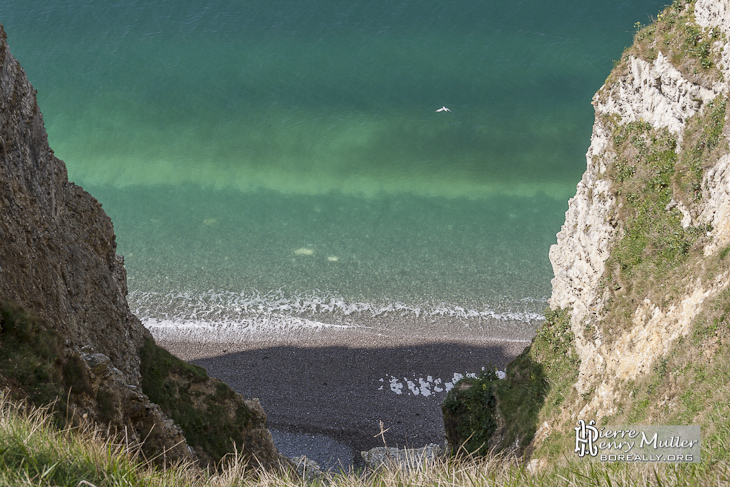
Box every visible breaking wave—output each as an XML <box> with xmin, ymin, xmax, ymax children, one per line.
<box><xmin>129</xmin><ymin>289</ymin><xmax>544</xmax><ymax>342</ymax></box>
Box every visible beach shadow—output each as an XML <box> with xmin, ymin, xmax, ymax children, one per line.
<box><xmin>190</xmin><ymin>340</ymin><xmax>524</xmax><ymax>467</ymax></box>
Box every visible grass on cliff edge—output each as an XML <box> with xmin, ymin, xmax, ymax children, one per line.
<box><xmin>605</xmin><ymin>0</ymin><xmax>725</xmax><ymax>92</ymax></box>
<box><xmin>0</xmin><ymin>300</ymin><xmax>93</xmax><ymax>422</ymax></box>
<box><xmin>582</xmin><ymin>92</ymin><xmax>729</xmax><ymax>355</ymax></box>
<box><xmin>0</xmin><ymin>298</ymin><xmax>261</xmax><ymax>467</ymax></box>
<box><xmin>0</xmin><ymin>393</ymin><xmax>728</xmax><ymax>487</ymax></box>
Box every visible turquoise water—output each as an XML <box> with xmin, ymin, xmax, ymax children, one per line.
<box><xmin>2</xmin><ymin>1</ymin><xmax>669</xmax><ymax>338</ymax></box>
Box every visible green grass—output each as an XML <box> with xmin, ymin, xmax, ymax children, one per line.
<box><xmin>0</xmin><ymin>299</ymin><xmax>266</xmax><ymax>468</ymax></box>
<box><xmin>600</xmin><ymin>95</ymin><xmax>728</xmax><ymax>339</ymax></box>
<box><xmin>607</xmin><ymin>122</ymin><xmax>688</xmax><ymax>278</ymax></box>
<box><xmin>604</xmin><ymin>0</ymin><xmax>725</xmax><ymax>103</ymax></box>
<box><xmin>500</xmin><ymin>307</ymin><xmax>579</xmax><ymax>453</ymax></box>
<box><xmin>0</xmin><ymin>392</ymin><xmax>728</xmax><ymax>486</ymax></box>
<box><xmin>442</xmin><ymin>370</ymin><xmax>501</xmax><ymax>454</ymax></box>
<box><xmin>629</xmin><ymin>0</ymin><xmax>723</xmax><ymax>78</ymax></box>
<box><xmin>0</xmin><ymin>393</ymin><xmax>180</xmax><ymax>487</ymax></box>
<box><xmin>677</xmin><ymin>97</ymin><xmax>728</xmax><ymax>200</ymax></box>
<box><xmin>442</xmin><ymin>308</ymin><xmax>579</xmax><ymax>457</ymax></box>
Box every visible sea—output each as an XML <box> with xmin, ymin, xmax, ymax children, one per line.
<box><xmin>3</xmin><ymin>0</ymin><xmax>670</xmax><ymax>343</ymax></box>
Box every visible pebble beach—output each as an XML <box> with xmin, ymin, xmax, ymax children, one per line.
<box><xmin>155</xmin><ymin>325</ymin><xmax>531</xmax><ymax>470</ymax></box>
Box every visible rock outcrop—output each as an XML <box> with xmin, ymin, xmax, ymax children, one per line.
<box><xmin>0</xmin><ymin>23</ymin><xmax>282</xmax><ymax>469</ymax></box>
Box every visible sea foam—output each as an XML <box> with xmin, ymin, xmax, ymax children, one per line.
<box><xmin>130</xmin><ymin>289</ymin><xmax>543</xmax><ymax>343</ymax></box>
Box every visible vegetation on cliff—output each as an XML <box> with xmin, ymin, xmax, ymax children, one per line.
<box><xmin>139</xmin><ymin>338</ymin><xmax>265</xmax><ymax>465</ymax></box>
<box><xmin>592</xmin><ymin>94</ymin><xmax>730</xmax><ymax>467</ymax></box>
<box><xmin>441</xmin><ymin>0</ymin><xmax>730</xmax><ymax>475</ymax></box>
<box><xmin>630</xmin><ymin>0</ymin><xmax>724</xmax><ymax>81</ymax></box>
<box><xmin>442</xmin><ymin>307</ymin><xmax>578</xmax><ymax>456</ymax></box>
<box><xmin>603</xmin><ymin>0</ymin><xmax>725</xmax><ymax>96</ymax></box>
<box><xmin>0</xmin><ymin>299</ymin><xmax>280</xmax><ymax>470</ymax></box>
<box><xmin>601</xmin><ymin>96</ymin><xmax>726</xmax><ymax>335</ymax></box>
<box><xmin>0</xmin><ymin>300</ymin><xmax>92</xmax><ymax>421</ymax></box>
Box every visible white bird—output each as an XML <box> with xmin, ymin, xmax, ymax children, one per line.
<box><xmin>436</xmin><ymin>106</ymin><xmax>451</xmax><ymax>112</ymax></box>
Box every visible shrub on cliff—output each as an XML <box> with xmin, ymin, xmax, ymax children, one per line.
<box><xmin>442</xmin><ymin>308</ymin><xmax>577</xmax><ymax>457</ymax></box>
<box><xmin>0</xmin><ymin>300</ymin><xmax>92</xmax><ymax>420</ymax></box>
<box><xmin>139</xmin><ymin>337</ymin><xmax>279</xmax><ymax>467</ymax></box>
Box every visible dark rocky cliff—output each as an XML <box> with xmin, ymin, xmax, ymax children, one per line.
<box><xmin>0</xmin><ymin>23</ymin><xmax>282</xmax><ymax>469</ymax></box>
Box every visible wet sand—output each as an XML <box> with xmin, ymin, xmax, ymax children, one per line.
<box><xmin>157</xmin><ymin>328</ymin><xmax>530</xmax><ymax>469</ymax></box>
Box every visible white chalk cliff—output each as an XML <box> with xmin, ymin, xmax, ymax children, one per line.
<box><xmin>538</xmin><ymin>0</ymin><xmax>730</xmax><ymax>456</ymax></box>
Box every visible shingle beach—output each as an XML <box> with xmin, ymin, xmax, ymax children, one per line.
<box><xmin>156</xmin><ymin>328</ymin><xmax>530</xmax><ymax>469</ymax></box>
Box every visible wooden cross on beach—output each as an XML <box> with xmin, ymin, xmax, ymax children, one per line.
<box><xmin>374</xmin><ymin>420</ymin><xmax>390</xmax><ymax>448</ymax></box>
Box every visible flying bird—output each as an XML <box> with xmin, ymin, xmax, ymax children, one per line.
<box><xmin>436</xmin><ymin>106</ymin><xmax>451</xmax><ymax>112</ymax></box>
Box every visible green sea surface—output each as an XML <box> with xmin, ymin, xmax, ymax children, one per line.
<box><xmin>2</xmin><ymin>0</ymin><xmax>670</xmax><ymax>334</ymax></box>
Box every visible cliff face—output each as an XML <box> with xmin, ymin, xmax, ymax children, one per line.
<box><xmin>0</xmin><ymin>24</ymin><xmax>281</xmax><ymax>468</ymax></box>
<box><xmin>549</xmin><ymin>0</ymin><xmax>729</xmax><ymax>416</ymax></box>
<box><xmin>0</xmin><ymin>26</ymin><xmax>146</xmax><ymax>395</ymax></box>
<box><xmin>534</xmin><ymin>0</ymin><xmax>730</xmax><ymax>465</ymax></box>
<box><xmin>442</xmin><ymin>0</ymin><xmax>730</xmax><ymax>467</ymax></box>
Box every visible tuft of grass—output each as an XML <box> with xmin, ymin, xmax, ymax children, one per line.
<box><xmin>603</xmin><ymin>0</ymin><xmax>724</xmax><ymax>100</ymax></box>
<box><xmin>0</xmin><ymin>392</ymin><xmax>201</xmax><ymax>487</ymax></box>
<box><xmin>0</xmin><ymin>392</ymin><xmax>728</xmax><ymax>486</ymax></box>
<box><xmin>676</xmin><ymin>96</ymin><xmax>729</xmax><ymax>201</ymax></box>
<box><xmin>629</xmin><ymin>0</ymin><xmax>723</xmax><ymax>80</ymax></box>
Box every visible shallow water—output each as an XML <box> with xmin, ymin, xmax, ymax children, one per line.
<box><xmin>2</xmin><ymin>0</ymin><xmax>668</xmax><ymax>337</ymax></box>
